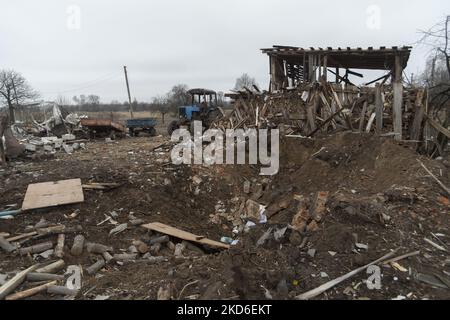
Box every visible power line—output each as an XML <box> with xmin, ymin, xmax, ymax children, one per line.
<box><xmin>41</xmin><ymin>71</ymin><xmax>122</xmax><ymax>95</ymax></box>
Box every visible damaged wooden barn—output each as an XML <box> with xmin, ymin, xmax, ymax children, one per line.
<box><xmin>215</xmin><ymin>46</ymin><xmax>448</xmax><ymax>156</ymax></box>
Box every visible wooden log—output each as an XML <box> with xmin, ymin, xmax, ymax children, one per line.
<box><xmin>36</xmin><ymin>259</ymin><xmax>65</xmax><ymax>274</ymax></box>
<box><xmin>85</xmin><ymin>259</ymin><xmax>105</xmax><ymax>275</ymax></box>
<box><xmin>113</xmin><ymin>253</ymin><xmax>137</xmax><ymax>261</ymax></box>
<box><xmin>86</xmin><ymin>242</ymin><xmax>113</xmax><ymax>254</ymax></box>
<box><xmin>102</xmin><ymin>251</ymin><xmax>114</xmax><ymax>263</ymax></box>
<box><xmin>181</xmin><ymin>240</ymin><xmax>205</xmax><ymax>255</ymax></box>
<box><xmin>129</xmin><ymin>219</ymin><xmax>144</xmax><ymax>226</ymax></box>
<box><xmin>150</xmin><ymin>243</ymin><xmax>162</xmax><ymax>255</ymax></box>
<box><xmin>54</xmin><ymin>234</ymin><xmax>65</xmax><ymax>258</ymax></box>
<box><xmin>149</xmin><ymin>235</ymin><xmax>170</xmax><ymax>245</ymax></box>
<box><xmin>27</xmin><ymin>272</ymin><xmax>65</xmax><ymax>282</ymax></box>
<box><xmin>37</xmin><ymin>225</ymin><xmax>82</xmax><ymax>236</ymax></box>
<box><xmin>5</xmin><ymin>280</ymin><xmax>57</xmax><ymax>300</ymax></box>
<box><xmin>47</xmin><ymin>285</ymin><xmax>79</xmax><ymax>296</ymax></box>
<box><xmin>70</xmin><ymin>235</ymin><xmax>85</xmax><ymax>256</ymax></box>
<box><xmin>0</xmin><ymin>236</ymin><xmax>17</xmax><ymax>253</ymax></box>
<box><xmin>19</xmin><ymin>241</ymin><xmax>53</xmax><ymax>255</ymax></box>
<box><xmin>174</xmin><ymin>243</ymin><xmax>185</xmax><ymax>258</ymax></box>
<box><xmin>0</xmin><ymin>264</ymin><xmax>39</xmax><ymax>300</ymax></box>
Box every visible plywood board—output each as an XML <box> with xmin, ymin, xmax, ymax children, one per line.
<box><xmin>21</xmin><ymin>179</ymin><xmax>84</xmax><ymax>211</ymax></box>
<box><xmin>142</xmin><ymin>222</ymin><xmax>230</xmax><ymax>249</ymax></box>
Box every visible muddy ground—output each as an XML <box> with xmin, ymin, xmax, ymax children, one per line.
<box><xmin>0</xmin><ymin>131</ymin><xmax>449</xmax><ymax>300</ymax></box>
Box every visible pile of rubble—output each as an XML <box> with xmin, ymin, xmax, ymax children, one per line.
<box><xmin>213</xmin><ymin>81</ymin><xmax>447</xmax><ymax>156</ymax></box>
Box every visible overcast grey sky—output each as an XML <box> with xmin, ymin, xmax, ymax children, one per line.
<box><xmin>0</xmin><ymin>0</ymin><xmax>448</xmax><ymax>103</ymax></box>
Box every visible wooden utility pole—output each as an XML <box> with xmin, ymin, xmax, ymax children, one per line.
<box><xmin>123</xmin><ymin>66</ymin><xmax>134</xmax><ymax>119</ymax></box>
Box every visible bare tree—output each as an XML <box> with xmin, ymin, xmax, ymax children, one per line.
<box><xmin>168</xmin><ymin>84</ymin><xmax>190</xmax><ymax>106</ymax></box>
<box><xmin>417</xmin><ymin>15</ymin><xmax>450</xmax><ymax>82</ymax></box>
<box><xmin>87</xmin><ymin>94</ymin><xmax>100</xmax><ymax>105</ymax></box>
<box><xmin>55</xmin><ymin>95</ymin><xmax>70</xmax><ymax>107</ymax></box>
<box><xmin>234</xmin><ymin>73</ymin><xmax>258</xmax><ymax>91</ymax></box>
<box><xmin>0</xmin><ymin>70</ymin><xmax>39</xmax><ymax>124</ymax></box>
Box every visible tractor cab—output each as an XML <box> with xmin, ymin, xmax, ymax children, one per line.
<box><xmin>168</xmin><ymin>88</ymin><xmax>220</xmax><ymax>134</ymax></box>
<box><xmin>179</xmin><ymin>88</ymin><xmax>217</xmax><ymax>121</ymax></box>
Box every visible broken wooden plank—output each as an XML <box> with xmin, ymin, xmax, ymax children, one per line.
<box><xmin>0</xmin><ymin>264</ymin><xmax>39</xmax><ymax>300</ymax></box>
<box><xmin>417</xmin><ymin>160</ymin><xmax>450</xmax><ymax>196</ymax></box>
<box><xmin>6</xmin><ymin>231</ymin><xmax>38</xmax><ymax>243</ymax></box>
<box><xmin>142</xmin><ymin>222</ymin><xmax>230</xmax><ymax>249</ymax></box>
<box><xmin>5</xmin><ymin>280</ymin><xmax>57</xmax><ymax>300</ymax></box>
<box><xmin>425</xmin><ymin>115</ymin><xmax>450</xmax><ymax>139</ymax></box>
<box><xmin>22</xmin><ymin>179</ymin><xmax>84</xmax><ymax>211</ymax></box>
<box><xmin>295</xmin><ymin>250</ymin><xmax>397</xmax><ymax>300</ymax></box>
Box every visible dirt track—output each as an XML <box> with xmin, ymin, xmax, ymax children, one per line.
<box><xmin>0</xmin><ymin>132</ymin><xmax>449</xmax><ymax>300</ymax></box>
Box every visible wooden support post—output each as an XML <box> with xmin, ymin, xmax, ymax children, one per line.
<box><xmin>375</xmin><ymin>84</ymin><xmax>383</xmax><ymax>133</ymax></box>
<box><xmin>323</xmin><ymin>55</ymin><xmax>328</xmax><ymax>81</ymax></box>
<box><xmin>393</xmin><ymin>55</ymin><xmax>403</xmax><ymax>140</ymax></box>
<box><xmin>303</xmin><ymin>52</ymin><xmax>307</xmax><ymax>83</ymax></box>
<box><xmin>123</xmin><ymin>66</ymin><xmax>134</xmax><ymax>119</ymax></box>
<box><xmin>308</xmin><ymin>54</ymin><xmax>315</xmax><ymax>82</ymax></box>
<box><xmin>335</xmin><ymin>68</ymin><xmax>339</xmax><ymax>83</ymax></box>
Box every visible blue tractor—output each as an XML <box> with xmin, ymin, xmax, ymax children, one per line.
<box><xmin>167</xmin><ymin>88</ymin><xmax>221</xmax><ymax>135</ymax></box>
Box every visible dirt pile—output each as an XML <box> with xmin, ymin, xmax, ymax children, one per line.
<box><xmin>0</xmin><ymin>133</ymin><xmax>449</xmax><ymax>300</ymax></box>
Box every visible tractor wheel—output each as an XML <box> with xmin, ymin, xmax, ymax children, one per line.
<box><xmin>167</xmin><ymin>121</ymin><xmax>179</xmax><ymax>135</ymax></box>
<box><xmin>149</xmin><ymin>127</ymin><xmax>157</xmax><ymax>137</ymax></box>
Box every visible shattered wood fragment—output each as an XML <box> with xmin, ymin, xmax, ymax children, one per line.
<box><xmin>311</xmin><ymin>191</ymin><xmax>329</xmax><ymax>222</ymax></box>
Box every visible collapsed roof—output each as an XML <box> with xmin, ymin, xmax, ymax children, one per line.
<box><xmin>261</xmin><ymin>46</ymin><xmax>412</xmax><ymax>70</ymax></box>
